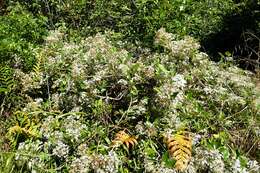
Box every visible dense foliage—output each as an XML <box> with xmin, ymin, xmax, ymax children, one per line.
<box><xmin>5</xmin><ymin>0</ymin><xmax>235</xmax><ymax>43</ymax></box>
<box><xmin>0</xmin><ymin>28</ymin><xmax>259</xmax><ymax>173</ymax></box>
<box><xmin>0</xmin><ymin>1</ymin><xmax>259</xmax><ymax>173</ymax></box>
<box><xmin>0</xmin><ymin>4</ymin><xmax>47</xmax><ymax>71</ymax></box>
<box><xmin>3</xmin><ymin>0</ymin><xmax>259</xmax><ymax>69</ymax></box>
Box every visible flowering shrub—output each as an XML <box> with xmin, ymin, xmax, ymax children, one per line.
<box><xmin>0</xmin><ymin>28</ymin><xmax>259</xmax><ymax>172</ymax></box>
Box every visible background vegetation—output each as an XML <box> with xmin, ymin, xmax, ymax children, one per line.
<box><xmin>0</xmin><ymin>0</ymin><xmax>259</xmax><ymax>172</ymax></box>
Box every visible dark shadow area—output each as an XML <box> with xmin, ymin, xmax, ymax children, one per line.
<box><xmin>0</xmin><ymin>0</ymin><xmax>7</xmax><ymax>15</ymax></box>
<box><xmin>201</xmin><ymin>0</ymin><xmax>260</xmax><ymax>71</ymax></box>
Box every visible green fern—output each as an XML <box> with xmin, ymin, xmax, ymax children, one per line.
<box><xmin>33</xmin><ymin>59</ymin><xmax>41</xmax><ymax>77</ymax></box>
<box><xmin>32</xmin><ymin>53</ymin><xmax>45</xmax><ymax>80</ymax></box>
<box><xmin>0</xmin><ymin>152</ymin><xmax>16</xmax><ymax>173</ymax></box>
<box><xmin>0</xmin><ymin>66</ymin><xmax>15</xmax><ymax>94</ymax></box>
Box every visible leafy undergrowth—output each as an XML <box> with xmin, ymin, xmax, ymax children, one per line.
<box><xmin>0</xmin><ymin>28</ymin><xmax>259</xmax><ymax>173</ymax></box>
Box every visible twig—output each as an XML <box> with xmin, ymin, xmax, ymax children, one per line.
<box><xmin>117</xmin><ymin>96</ymin><xmax>133</xmax><ymax>125</ymax></box>
<box><xmin>0</xmin><ymin>95</ymin><xmax>6</xmax><ymax>116</ymax></box>
<box><xmin>96</xmin><ymin>89</ymin><xmax>127</xmax><ymax>101</ymax></box>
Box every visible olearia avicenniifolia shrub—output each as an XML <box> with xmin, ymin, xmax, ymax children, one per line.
<box><xmin>4</xmin><ymin>28</ymin><xmax>259</xmax><ymax>172</ymax></box>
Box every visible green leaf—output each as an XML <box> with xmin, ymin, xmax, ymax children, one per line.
<box><xmin>162</xmin><ymin>151</ymin><xmax>175</xmax><ymax>168</ymax></box>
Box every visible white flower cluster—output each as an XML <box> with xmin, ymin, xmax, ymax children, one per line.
<box><xmin>63</xmin><ymin>115</ymin><xmax>88</xmax><ymax>143</ymax></box>
<box><xmin>144</xmin><ymin>157</ymin><xmax>177</xmax><ymax>173</ymax></box>
<box><xmin>23</xmin><ymin>98</ymin><xmax>43</xmax><ymax>112</ymax></box>
<box><xmin>39</xmin><ymin>114</ymin><xmax>89</xmax><ymax>161</ymax></box>
<box><xmin>230</xmin><ymin>159</ymin><xmax>247</xmax><ymax>173</ymax></box>
<box><xmin>155</xmin><ymin>28</ymin><xmax>200</xmax><ymax>59</ymax></box>
<box><xmin>16</xmin><ymin>140</ymin><xmax>46</xmax><ymax>171</ymax></box>
<box><xmin>45</xmin><ymin>29</ymin><xmax>64</xmax><ymax>43</ymax></box>
<box><xmin>189</xmin><ymin>147</ymin><xmax>260</xmax><ymax>173</ymax></box>
<box><xmin>91</xmin><ymin>151</ymin><xmax>121</xmax><ymax>173</ymax></box>
<box><xmin>247</xmin><ymin>160</ymin><xmax>260</xmax><ymax>172</ymax></box>
<box><xmin>14</xmin><ymin>69</ymin><xmax>45</xmax><ymax>93</ymax></box>
<box><xmin>52</xmin><ymin>140</ymin><xmax>70</xmax><ymax>159</ymax></box>
<box><xmin>69</xmin><ymin>156</ymin><xmax>91</xmax><ymax>173</ymax></box>
<box><xmin>16</xmin><ymin>140</ymin><xmax>43</xmax><ymax>157</ymax></box>
<box><xmin>39</xmin><ymin>116</ymin><xmax>59</xmax><ymax>139</ymax></box>
<box><xmin>135</xmin><ymin>121</ymin><xmax>157</xmax><ymax>137</ymax></box>
<box><xmin>172</xmin><ymin>74</ymin><xmax>187</xmax><ymax>90</ymax></box>
<box><xmin>155</xmin><ymin>80</ymin><xmax>186</xmax><ymax>109</ymax></box>
<box><xmin>192</xmin><ymin>147</ymin><xmax>225</xmax><ymax>173</ymax></box>
<box><xmin>192</xmin><ymin>134</ymin><xmax>202</xmax><ymax>146</ymax></box>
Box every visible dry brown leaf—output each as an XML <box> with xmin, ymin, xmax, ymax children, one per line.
<box><xmin>112</xmin><ymin>130</ymin><xmax>137</xmax><ymax>149</ymax></box>
<box><xmin>164</xmin><ymin>131</ymin><xmax>192</xmax><ymax>171</ymax></box>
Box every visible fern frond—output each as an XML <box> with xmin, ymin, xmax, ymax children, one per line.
<box><xmin>7</xmin><ymin>112</ymin><xmax>39</xmax><ymax>147</ymax></box>
<box><xmin>112</xmin><ymin>130</ymin><xmax>137</xmax><ymax>149</ymax></box>
<box><xmin>0</xmin><ymin>66</ymin><xmax>15</xmax><ymax>94</ymax></box>
<box><xmin>32</xmin><ymin>53</ymin><xmax>44</xmax><ymax>78</ymax></box>
<box><xmin>164</xmin><ymin>131</ymin><xmax>192</xmax><ymax>171</ymax></box>
<box><xmin>33</xmin><ymin>61</ymin><xmax>41</xmax><ymax>77</ymax></box>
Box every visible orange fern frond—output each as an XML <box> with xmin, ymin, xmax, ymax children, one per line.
<box><xmin>112</xmin><ymin>130</ymin><xmax>138</xmax><ymax>149</ymax></box>
<box><xmin>164</xmin><ymin>131</ymin><xmax>192</xmax><ymax>171</ymax></box>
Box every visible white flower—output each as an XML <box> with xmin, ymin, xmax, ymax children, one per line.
<box><xmin>117</xmin><ymin>79</ymin><xmax>128</xmax><ymax>85</ymax></box>
<box><xmin>45</xmin><ymin>30</ymin><xmax>63</xmax><ymax>43</ymax></box>
<box><xmin>53</xmin><ymin>141</ymin><xmax>70</xmax><ymax>158</ymax></box>
<box><xmin>172</xmin><ymin>74</ymin><xmax>187</xmax><ymax>89</ymax></box>
<box><xmin>172</xmin><ymin>92</ymin><xmax>185</xmax><ymax>107</ymax></box>
<box><xmin>224</xmin><ymin>56</ymin><xmax>233</xmax><ymax>61</ymax></box>
<box><xmin>70</xmin><ymin>156</ymin><xmax>91</xmax><ymax>173</ymax></box>
<box><xmin>59</xmin><ymin>115</ymin><xmax>88</xmax><ymax>143</ymax></box>
<box><xmin>211</xmin><ymin>158</ymin><xmax>225</xmax><ymax>173</ymax></box>
<box><xmin>135</xmin><ymin>121</ymin><xmax>145</xmax><ymax>135</ymax></box>
<box><xmin>247</xmin><ymin>160</ymin><xmax>260</xmax><ymax>172</ymax></box>
<box><xmin>192</xmin><ymin>134</ymin><xmax>202</xmax><ymax>145</ymax></box>
<box><xmin>203</xmin><ymin>87</ymin><xmax>213</xmax><ymax>94</ymax></box>
<box><xmin>231</xmin><ymin>159</ymin><xmax>247</xmax><ymax>173</ymax></box>
<box><xmin>90</xmin><ymin>151</ymin><xmax>121</xmax><ymax>173</ymax></box>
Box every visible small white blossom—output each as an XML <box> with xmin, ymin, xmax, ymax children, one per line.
<box><xmin>52</xmin><ymin>141</ymin><xmax>70</xmax><ymax>158</ymax></box>
<box><xmin>247</xmin><ymin>160</ymin><xmax>260</xmax><ymax>172</ymax></box>
<box><xmin>192</xmin><ymin>134</ymin><xmax>202</xmax><ymax>145</ymax></box>
<box><xmin>172</xmin><ymin>74</ymin><xmax>187</xmax><ymax>89</ymax></box>
<box><xmin>45</xmin><ymin>30</ymin><xmax>64</xmax><ymax>43</ymax></box>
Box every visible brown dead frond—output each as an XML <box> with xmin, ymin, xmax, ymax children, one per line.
<box><xmin>164</xmin><ymin>131</ymin><xmax>192</xmax><ymax>171</ymax></box>
<box><xmin>111</xmin><ymin>130</ymin><xmax>137</xmax><ymax>149</ymax></box>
